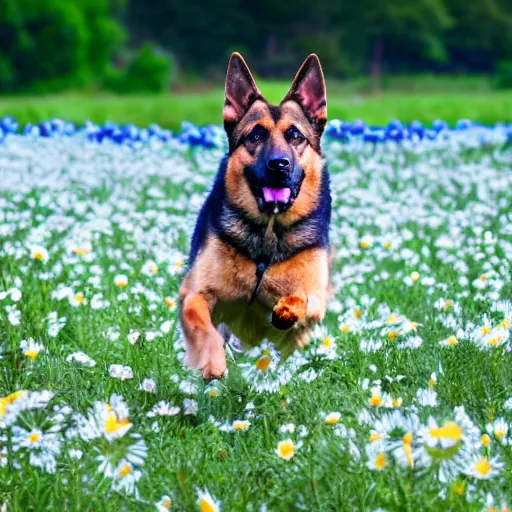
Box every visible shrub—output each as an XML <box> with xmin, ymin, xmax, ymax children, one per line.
<box><xmin>105</xmin><ymin>43</ymin><xmax>173</xmax><ymax>94</ymax></box>
<box><xmin>495</xmin><ymin>60</ymin><xmax>512</xmax><ymax>90</ymax></box>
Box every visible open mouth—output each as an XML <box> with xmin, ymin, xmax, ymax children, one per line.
<box><xmin>254</xmin><ymin>187</ymin><xmax>293</xmax><ymax>214</ymax></box>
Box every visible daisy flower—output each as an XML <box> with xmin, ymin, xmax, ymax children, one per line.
<box><xmin>324</xmin><ymin>412</ymin><xmax>342</xmax><ymax>425</ymax></box>
<box><xmin>368</xmin><ymin>387</ymin><xmax>392</xmax><ymax>408</ymax></box>
<box><xmin>30</xmin><ymin>245</ymin><xmax>49</xmax><ymax>262</ymax></box>
<box><xmin>366</xmin><ymin>445</ymin><xmax>387</xmax><ymax>471</ymax></box>
<box><xmin>146</xmin><ymin>401</ymin><xmax>180</xmax><ymax>418</ymax></box>
<box><xmin>197</xmin><ymin>488</ymin><xmax>220</xmax><ymax>512</ymax></box>
<box><xmin>439</xmin><ymin>335</ymin><xmax>458</xmax><ymax>347</ymax></box>
<box><xmin>114</xmin><ymin>274</ymin><xmax>129</xmax><ymax>288</ymax></box>
<box><xmin>109</xmin><ymin>364</ymin><xmax>133</xmax><ymax>380</ymax></box>
<box><xmin>276</xmin><ymin>439</ymin><xmax>296</xmax><ymax>460</ymax></box>
<box><xmin>232</xmin><ymin>420</ymin><xmax>251</xmax><ymax>431</ymax></box>
<box><xmin>66</xmin><ymin>351</ymin><xmax>96</xmax><ymax>367</ymax></box>
<box><xmin>155</xmin><ymin>495</ymin><xmax>173</xmax><ymax>511</ymax></box>
<box><xmin>20</xmin><ymin>338</ymin><xmax>44</xmax><ymax>361</ymax></box>
<box><xmin>486</xmin><ymin>417</ymin><xmax>508</xmax><ymax>444</ymax></box>
<box><xmin>464</xmin><ymin>454</ymin><xmax>504</xmax><ymax>480</ymax></box>
<box><xmin>139</xmin><ymin>378</ymin><xmax>157</xmax><ymax>393</ymax></box>
<box><xmin>480</xmin><ymin>328</ymin><xmax>509</xmax><ymax>349</ymax></box>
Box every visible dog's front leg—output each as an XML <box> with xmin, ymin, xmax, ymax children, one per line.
<box><xmin>180</xmin><ymin>292</ymin><xmax>226</xmax><ymax>379</ymax></box>
<box><xmin>263</xmin><ymin>248</ymin><xmax>330</xmax><ymax>331</ymax></box>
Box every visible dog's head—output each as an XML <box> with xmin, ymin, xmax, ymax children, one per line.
<box><xmin>223</xmin><ymin>53</ymin><xmax>327</xmax><ymax>224</ymax></box>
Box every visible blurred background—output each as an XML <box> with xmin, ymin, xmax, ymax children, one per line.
<box><xmin>1</xmin><ymin>0</ymin><xmax>512</xmax><ymax>129</ymax></box>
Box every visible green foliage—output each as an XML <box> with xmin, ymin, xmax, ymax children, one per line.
<box><xmin>495</xmin><ymin>60</ymin><xmax>512</xmax><ymax>90</ymax></box>
<box><xmin>104</xmin><ymin>44</ymin><xmax>173</xmax><ymax>93</ymax></box>
<box><xmin>0</xmin><ymin>0</ymin><xmax>126</xmax><ymax>92</ymax></box>
<box><xmin>0</xmin><ymin>84</ymin><xmax>511</xmax><ymax>131</ymax></box>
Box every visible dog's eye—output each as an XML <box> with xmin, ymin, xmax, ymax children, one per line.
<box><xmin>286</xmin><ymin>126</ymin><xmax>305</xmax><ymax>145</ymax></box>
<box><xmin>247</xmin><ymin>125</ymin><xmax>268</xmax><ymax>144</ymax></box>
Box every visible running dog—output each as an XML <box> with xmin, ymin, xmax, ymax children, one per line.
<box><xmin>179</xmin><ymin>52</ymin><xmax>331</xmax><ymax>378</ymax></box>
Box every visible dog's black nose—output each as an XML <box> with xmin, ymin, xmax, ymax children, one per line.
<box><xmin>267</xmin><ymin>157</ymin><xmax>290</xmax><ymax>172</ymax></box>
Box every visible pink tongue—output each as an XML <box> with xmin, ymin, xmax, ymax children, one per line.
<box><xmin>262</xmin><ymin>187</ymin><xmax>291</xmax><ymax>203</ymax></box>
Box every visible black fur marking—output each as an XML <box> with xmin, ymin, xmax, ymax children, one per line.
<box><xmin>269</xmin><ymin>105</ymin><xmax>281</xmax><ymax>123</ymax></box>
<box><xmin>189</xmin><ymin>157</ymin><xmax>331</xmax><ymax>272</ymax></box>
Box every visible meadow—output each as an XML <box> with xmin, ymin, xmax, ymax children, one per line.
<box><xmin>1</xmin><ymin>77</ymin><xmax>512</xmax><ymax>131</ymax></box>
<box><xmin>1</xmin><ymin>118</ymin><xmax>512</xmax><ymax>511</ymax></box>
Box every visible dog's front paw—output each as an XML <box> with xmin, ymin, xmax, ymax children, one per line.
<box><xmin>272</xmin><ymin>295</ymin><xmax>307</xmax><ymax>330</ymax></box>
<box><xmin>185</xmin><ymin>333</ymin><xmax>227</xmax><ymax>380</ymax></box>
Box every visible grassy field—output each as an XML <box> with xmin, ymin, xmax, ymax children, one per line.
<box><xmin>1</xmin><ymin>79</ymin><xmax>512</xmax><ymax>130</ymax></box>
<box><xmin>1</xmin><ymin>127</ymin><xmax>512</xmax><ymax>510</ymax></box>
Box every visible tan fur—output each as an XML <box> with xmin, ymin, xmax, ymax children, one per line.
<box><xmin>180</xmin><ymin>234</ymin><xmax>329</xmax><ymax>377</ymax></box>
<box><xmin>181</xmin><ymin>53</ymin><xmax>329</xmax><ymax>379</ymax></box>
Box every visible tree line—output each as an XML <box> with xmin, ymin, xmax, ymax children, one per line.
<box><xmin>1</xmin><ymin>0</ymin><xmax>511</xmax><ymax>93</ymax></box>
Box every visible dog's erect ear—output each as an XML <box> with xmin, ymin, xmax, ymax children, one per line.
<box><xmin>283</xmin><ymin>54</ymin><xmax>327</xmax><ymax>134</ymax></box>
<box><xmin>223</xmin><ymin>52</ymin><xmax>262</xmax><ymax>126</ymax></box>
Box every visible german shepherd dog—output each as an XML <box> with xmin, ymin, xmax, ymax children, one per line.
<box><xmin>179</xmin><ymin>53</ymin><xmax>331</xmax><ymax>379</ymax></box>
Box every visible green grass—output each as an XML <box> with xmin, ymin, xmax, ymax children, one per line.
<box><xmin>1</xmin><ymin>126</ymin><xmax>512</xmax><ymax>510</ymax></box>
<box><xmin>1</xmin><ymin>79</ymin><xmax>511</xmax><ymax>130</ymax></box>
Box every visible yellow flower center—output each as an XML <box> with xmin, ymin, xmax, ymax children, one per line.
<box><xmin>208</xmin><ymin>389</ymin><xmax>218</xmax><ymax>398</ymax></box>
<box><xmin>233</xmin><ymin>421</ymin><xmax>249</xmax><ymax>431</ymax></box>
<box><xmin>164</xmin><ymin>297</ymin><xmax>176</xmax><ymax>308</ymax></box>
<box><xmin>24</xmin><ymin>349</ymin><xmax>39</xmax><ymax>360</ymax></box>
<box><xmin>411</xmin><ymin>272</ymin><xmax>420</xmax><ymax>282</ymax></box>
<box><xmin>368</xmin><ymin>393</ymin><xmax>383</xmax><ymax>407</ymax></box>
<box><xmin>474</xmin><ymin>456</ymin><xmax>491</xmax><ymax>476</ymax></box>
<box><xmin>104</xmin><ymin>411</ymin><xmax>131</xmax><ymax>433</ymax></box>
<box><xmin>370</xmin><ymin>432</ymin><xmax>384</xmax><ymax>443</ymax></box>
<box><xmin>255</xmin><ymin>355</ymin><xmax>271</xmax><ymax>372</ymax></box>
<box><xmin>325</xmin><ymin>413</ymin><xmax>340</xmax><ymax>425</ymax></box>
<box><xmin>387</xmin><ymin>315</ymin><xmax>399</xmax><ymax>324</ymax></box>
<box><xmin>354</xmin><ymin>308</ymin><xmax>362</xmax><ymax>319</ymax></box>
<box><xmin>119</xmin><ymin>464</ymin><xmax>132</xmax><ymax>478</ymax></box>
<box><xmin>445</xmin><ymin>300</ymin><xmax>453</xmax><ymax>309</ymax></box>
<box><xmin>161</xmin><ymin>498</ymin><xmax>172</xmax><ymax>510</ymax></box>
<box><xmin>447</xmin><ymin>336</ymin><xmax>458</xmax><ymax>345</ymax></box>
<box><xmin>32</xmin><ymin>251</ymin><xmax>44</xmax><ymax>260</ymax></box>
<box><xmin>151</xmin><ymin>265</ymin><xmax>158</xmax><ymax>274</ymax></box>
<box><xmin>495</xmin><ymin>429</ymin><xmax>506</xmax><ymax>439</ymax></box>
<box><xmin>480</xmin><ymin>274</ymin><xmax>488</xmax><ymax>281</ymax></box>
<box><xmin>322</xmin><ymin>337</ymin><xmax>333</xmax><ymax>348</ymax></box>
<box><xmin>360</xmin><ymin>240</ymin><xmax>370</xmax><ymax>249</ymax></box>
<box><xmin>199</xmin><ymin>498</ymin><xmax>216</xmax><ymax>512</ymax></box>
<box><xmin>429</xmin><ymin>378</ymin><xmax>436</xmax><ymax>389</ymax></box>
<box><xmin>28</xmin><ymin>432</ymin><xmax>41</xmax><ymax>444</ymax></box>
<box><xmin>72</xmin><ymin>248</ymin><xmax>89</xmax><ymax>255</ymax></box>
<box><xmin>384</xmin><ymin>241</ymin><xmax>392</xmax><ymax>250</ymax></box>
<box><xmin>488</xmin><ymin>336</ymin><xmax>504</xmax><ymax>346</ymax></box>
<box><xmin>451</xmin><ymin>482</ymin><xmax>465</xmax><ymax>496</ymax></box>
<box><xmin>277</xmin><ymin>440</ymin><xmax>295</xmax><ymax>459</ymax></box>
<box><xmin>375</xmin><ymin>453</ymin><xmax>386</xmax><ymax>470</ymax></box>
<box><xmin>388</xmin><ymin>330</ymin><xmax>398</xmax><ymax>341</ymax></box>
<box><xmin>499</xmin><ymin>319</ymin><xmax>511</xmax><ymax>329</ymax></box>
<box><xmin>175</xmin><ymin>261</ymin><xmax>185</xmax><ymax>268</ymax></box>
<box><xmin>340</xmin><ymin>325</ymin><xmax>350</xmax><ymax>333</ymax></box>
<box><xmin>0</xmin><ymin>390</ymin><xmax>26</xmax><ymax>416</ymax></box>
<box><xmin>482</xmin><ymin>326</ymin><xmax>491</xmax><ymax>335</ymax></box>
<box><xmin>481</xmin><ymin>434</ymin><xmax>491</xmax><ymax>447</ymax></box>
<box><xmin>392</xmin><ymin>397</ymin><xmax>403</xmax><ymax>408</ymax></box>
<box><xmin>75</xmin><ymin>292</ymin><xmax>84</xmax><ymax>304</ymax></box>
<box><xmin>429</xmin><ymin>421</ymin><xmax>462</xmax><ymax>441</ymax></box>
